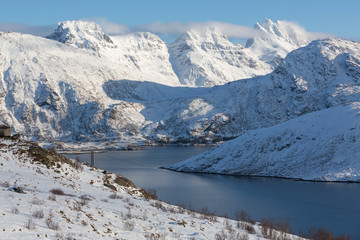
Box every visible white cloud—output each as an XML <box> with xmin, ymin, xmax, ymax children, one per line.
<box><xmin>94</xmin><ymin>19</ymin><xmax>332</xmax><ymax>41</ymax></box>
<box><xmin>130</xmin><ymin>21</ymin><xmax>261</xmax><ymax>39</ymax></box>
<box><xmin>0</xmin><ymin>19</ymin><xmax>333</xmax><ymax>42</ymax></box>
<box><xmin>275</xmin><ymin>20</ymin><xmax>334</xmax><ymax>41</ymax></box>
<box><xmin>0</xmin><ymin>23</ymin><xmax>55</xmax><ymax>37</ymax></box>
<box><xmin>82</xmin><ymin>18</ymin><xmax>129</xmax><ymax>35</ymax></box>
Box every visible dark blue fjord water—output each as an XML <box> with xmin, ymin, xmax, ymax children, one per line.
<box><xmin>64</xmin><ymin>146</ymin><xmax>360</xmax><ymax>238</ymax></box>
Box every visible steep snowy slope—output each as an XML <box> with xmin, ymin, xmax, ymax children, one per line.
<box><xmin>165</xmin><ymin>103</ymin><xmax>360</xmax><ymax>181</ymax></box>
<box><xmin>245</xmin><ymin>19</ymin><xmax>315</xmax><ymax>66</ymax></box>
<box><xmin>168</xmin><ymin>29</ymin><xmax>271</xmax><ymax>87</ymax></box>
<box><xmin>167</xmin><ymin>19</ymin><xmax>319</xmax><ymax>87</ymax></box>
<box><xmin>0</xmin><ymin>31</ymin><xmax>149</xmax><ymax>144</ymax></box>
<box><xmin>47</xmin><ymin>20</ymin><xmax>181</xmax><ymax>86</ymax></box>
<box><xmin>145</xmin><ymin>38</ymin><xmax>360</xmax><ymax>143</ymax></box>
<box><xmin>110</xmin><ymin>32</ymin><xmax>180</xmax><ymax>85</ymax></box>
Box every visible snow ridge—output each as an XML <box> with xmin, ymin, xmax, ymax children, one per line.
<box><xmin>46</xmin><ymin>20</ymin><xmax>117</xmax><ymax>52</ymax></box>
<box><xmin>245</xmin><ymin>19</ymin><xmax>316</xmax><ymax>66</ymax></box>
<box><xmin>168</xmin><ymin>29</ymin><xmax>271</xmax><ymax>87</ymax></box>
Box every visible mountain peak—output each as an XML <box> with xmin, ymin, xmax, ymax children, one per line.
<box><xmin>46</xmin><ymin>20</ymin><xmax>116</xmax><ymax>52</ymax></box>
<box><xmin>245</xmin><ymin>18</ymin><xmax>313</xmax><ymax>66</ymax></box>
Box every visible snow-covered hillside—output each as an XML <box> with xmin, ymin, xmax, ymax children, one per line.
<box><xmin>0</xmin><ymin>137</ymin><xmax>302</xmax><ymax>239</ymax></box>
<box><xmin>166</xmin><ymin>103</ymin><xmax>360</xmax><ymax>181</ymax></box>
<box><xmin>165</xmin><ymin>38</ymin><xmax>360</xmax><ymax>181</ymax></box>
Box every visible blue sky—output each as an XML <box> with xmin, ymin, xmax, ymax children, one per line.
<box><xmin>1</xmin><ymin>0</ymin><xmax>359</xmax><ymax>40</ymax></box>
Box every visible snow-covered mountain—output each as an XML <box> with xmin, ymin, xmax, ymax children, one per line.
<box><xmin>47</xmin><ymin>20</ymin><xmax>117</xmax><ymax>53</ymax></box>
<box><xmin>44</xmin><ymin>19</ymin><xmax>312</xmax><ymax>88</ymax></box>
<box><xmin>166</xmin><ymin>103</ymin><xmax>360</xmax><ymax>181</ymax></box>
<box><xmin>1</xmin><ymin>20</ymin><xmax>359</xmax><ymax>155</ymax></box>
<box><xmin>245</xmin><ymin>18</ymin><xmax>316</xmax><ymax>66</ymax></box>
<box><xmin>46</xmin><ymin>20</ymin><xmax>181</xmax><ymax>86</ymax></box>
<box><xmin>168</xmin><ymin>29</ymin><xmax>271</xmax><ymax>87</ymax></box>
<box><xmin>165</xmin><ymin>38</ymin><xmax>360</xmax><ymax>181</ymax></box>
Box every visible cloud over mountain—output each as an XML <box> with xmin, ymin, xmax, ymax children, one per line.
<box><xmin>0</xmin><ymin>18</ymin><xmax>332</xmax><ymax>43</ymax></box>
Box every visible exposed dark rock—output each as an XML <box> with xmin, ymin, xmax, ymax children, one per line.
<box><xmin>0</xmin><ymin>125</ymin><xmax>11</xmax><ymax>137</ymax></box>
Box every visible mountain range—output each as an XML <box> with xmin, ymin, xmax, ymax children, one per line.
<box><xmin>1</xmin><ymin>19</ymin><xmax>360</xmax><ymax>180</ymax></box>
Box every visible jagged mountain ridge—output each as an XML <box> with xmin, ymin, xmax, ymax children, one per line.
<box><xmin>245</xmin><ymin>18</ymin><xmax>314</xmax><ymax>66</ymax></box>
<box><xmin>168</xmin><ymin>29</ymin><xmax>271</xmax><ymax>87</ymax></box>
<box><xmin>45</xmin><ymin>19</ymin><xmax>312</xmax><ymax>87</ymax></box>
<box><xmin>1</xmin><ymin>20</ymin><xmax>358</xmax><ymax>151</ymax></box>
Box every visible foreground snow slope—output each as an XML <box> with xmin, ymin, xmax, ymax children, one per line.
<box><xmin>0</xmin><ymin>138</ymin><xmax>303</xmax><ymax>240</ymax></box>
<box><xmin>166</xmin><ymin>103</ymin><xmax>360</xmax><ymax>182</ymax></box>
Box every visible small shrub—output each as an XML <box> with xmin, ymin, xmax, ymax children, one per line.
<box><xmin>235</xmin><ymin>210</ymin><xmax>255</xmax><ymax>229</ymax></box>
<box><xmin>11</xmin><ymin>207</ymin><xmax>19</xmax><ymax>214</ymax></box>
<box><xmin>79</xmin><ymin>196</ymin><xmax>90</xmax><ymax>206</ymax></box>
<box><xmin>31</xmin><ymin>198</ymin><xmax>45</xmax><ymax>205</ymax></box>
<box><xmin>237</xmin><ymin>233</ymin><xmax>249</xmax><ymax>240</ymax></box>
<box><xmin>305</xmin><ymin>226</ymin><xmax>352</xmax><ymax>240</ymax></box>
<box><xmin>32</xmin><ymin>209</ymin><xmax>44</xmax><ymax>219</ymax></box>
<box><xmin>275</xmin><ymin>220</ymin><xmax>292</xmax><ymax>240</ymax></box>
<box><xmin>0</xmin><ymin>181</ymin><xmax>10</xmax><ymax>188</ymax></box>
<box><xmin>122</xmin><ymin>208</ymin><xmax>132</xmax><ymax>220</ymax></box>
<box><xmin>109</xmin><ymin>193</ymin><xmax>122</xmax><ymax>199</ymax></box>
<box><xmin>72</xmin><ymin>202</ymin><xmax>82</xmax><ymax>211</ymax></box>
<box><xmin>25</xmin><ymin>219</ymin><xmax>36</xmax><ymax>230</ymax></box>
<box><xmin>215</xmin><ymin>230</ymin><xmax>227</xmax><ymax>240</ymax></box>
<box><xmin>150</xmin><ymin>200</ymin><xmax>165</xmax><ymax>211</ymax></box>
<box><xmin>144</xmin><ymin>232</ymin><xmax>167</xmax><ymax>240</ymax></box>
<box><xmin>261</xmin><ymin>218</ymin><xmax>275</xmax><ymax>239</ymax></box>
<box><xmin>245</xmin><ymin>224</ymin><xmax>256</xmax><ymax>234</ymax></box>
<box><xmin>142</xmin><ymin>212</ymin><xmax>148</xmax><ymax>221</ymax></box>
<box><xmin>199</xmin><ymin>207</ymin><xmax>217</xmax><ymax>221</ymax></box>
<box><xmin>142</xmin><ymin>188</ymin><xmax>158</xmax><ymax>200</ymax></box>
<box><xmin>73</xmin><ymin>156</ymin><xmax>83</xmax><ymax>171</ymax></box>
<box><xmin>56</xmin><ymin>232</ymin><xmax>74</xmax><ymax>240</ymax></box>
<box><xmin>45</xmin><ymin>216</ymin><xmax>60</xmax><ymax>230</ymax></box>
<box><xmin>48</xmin><ymin>194</ymin><xmax>56</xmax><ymax>201</ymax></box>
<box><xmin>123</xmin><ymin>221</ymin><xmax>135</xmax><ymax>231</ymax></box>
